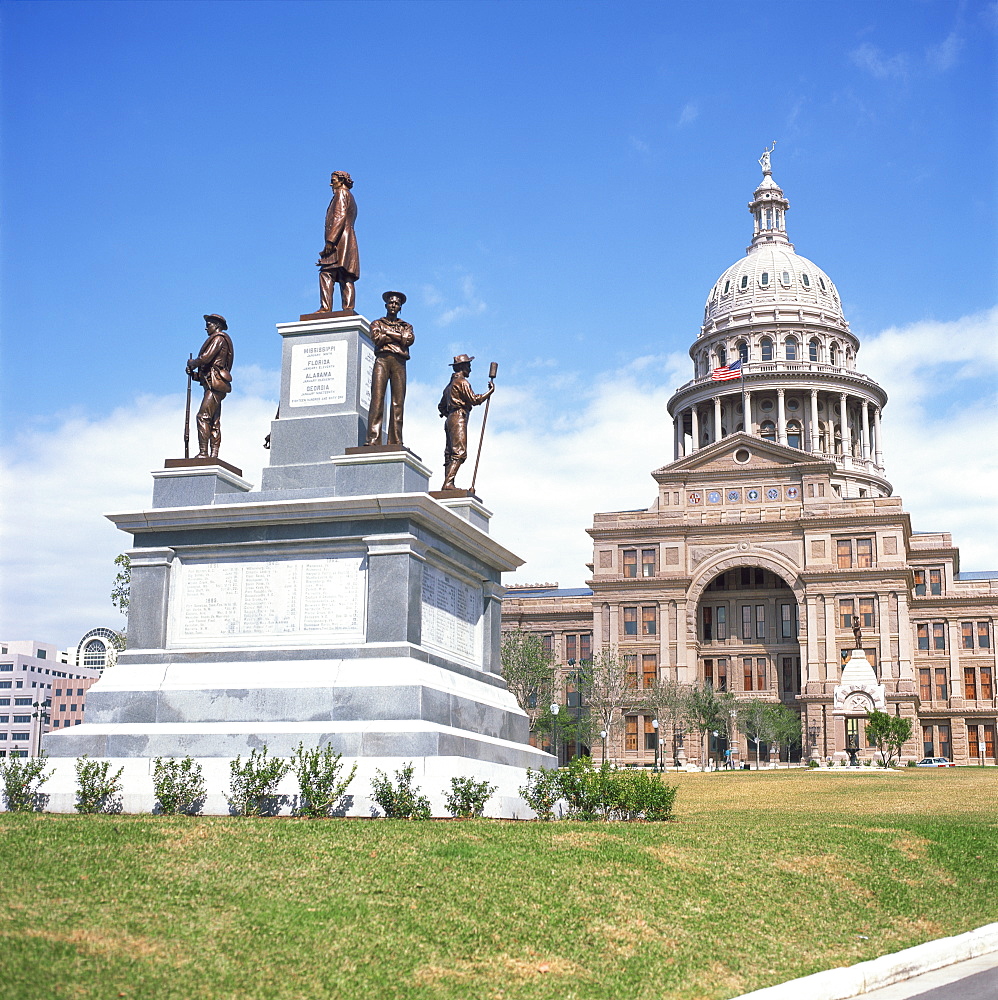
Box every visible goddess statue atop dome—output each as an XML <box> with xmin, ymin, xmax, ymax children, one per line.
<box><xmin>759</xmin><ymin>141</ymin><xmax>777</xmax><ymax>175</ymax></box>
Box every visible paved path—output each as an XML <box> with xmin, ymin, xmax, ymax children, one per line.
<box><xmin>857</xmin><ymin>951</ymin><xmax>998</xmax><ymax>999</ymax></box>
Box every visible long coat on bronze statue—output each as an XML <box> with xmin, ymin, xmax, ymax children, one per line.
<box><xmin>318</xmin><ymin>171</ymin><xmax>359</xmax><ymax>313</ymax></box>
<box><xmin>187</xmin><ymin>314</ymin><xmax>234</xmax><ymax>459</ymax></box>
<box><xmin>438</xmin><ymin>355</ymin><xmax>493</xmax><ymax>489</ymax></box>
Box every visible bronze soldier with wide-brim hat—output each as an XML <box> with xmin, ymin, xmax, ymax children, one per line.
<box><xmin>438</xmin><ymin>355</ymin><xmax>493</xmax><ymax>489</ymax></box>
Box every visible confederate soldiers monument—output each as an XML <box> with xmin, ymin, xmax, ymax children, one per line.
<box><xmin>41</xmin><ymin>172</ymin><xmax>552</xmax><ymax>815</ymax></box>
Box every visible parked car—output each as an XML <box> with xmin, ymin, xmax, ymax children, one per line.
<box><xmin>916</xmin><ymin>757</ymin><xmax>956</xmax><ymax>767</ymax></box>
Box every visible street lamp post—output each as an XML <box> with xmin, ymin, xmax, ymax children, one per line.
<box><xmin>729</xmin><ymin>708</ymin><xmax>737</xmax><ymax>770</ymax></box>
<box><xmin>550</xmin><ymin>703</ymin><xmax>560</xmax><ymax>766</ymax></box>
<box><xmin>30</xmin><ymin>698</ymin><xmax>51</xmax><ymax>758</ymax></box>
<box><xmin>600</xmin><ymin>729</ymin><xmax>608</xmax><ymax>765</ymax></box>
<box><xmin>651</xmin><ymin>718</ymin><xmax>660</xmax><ymax>772</ymax></box>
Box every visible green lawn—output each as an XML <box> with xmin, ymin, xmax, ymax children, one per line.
<box><xmin>2</xmin><ymin>770</ymin><xmax>996</xmax><ymax>1000</ymax></box>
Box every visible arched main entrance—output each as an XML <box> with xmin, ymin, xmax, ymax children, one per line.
<box><xmin>694</xmin><ymin>564</ymin><xmax>803</xmax><ymax>763</ymax></box>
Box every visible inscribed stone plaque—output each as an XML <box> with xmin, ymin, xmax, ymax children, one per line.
<box><xmin>289</xmin><ymin>341</ymin><xmax>347</xmax><ymax>407</ymax></box>
<box><xmin>170</xmin><ymin>555</ymin><xmax>366</xmax><ymax>647</ymax></box>
<box><xmin>420</xmin><ymin>563</ymin><xmax>482</xmax><ymax>665</ymax></box>
<box><xmin>359</xmin><ymin>342</ymin><xmax>374</xmax><ymax>412</ymax></box>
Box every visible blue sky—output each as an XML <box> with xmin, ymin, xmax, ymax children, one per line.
<box><xmin>2</xmin><ymin>0</ymin><xmax>996</xmax><ymax>649</ymax></box>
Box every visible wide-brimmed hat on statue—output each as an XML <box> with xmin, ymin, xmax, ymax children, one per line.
<box><xmin>203</xmin><ymin>314</ymin><xmax>228</xmax><ymax>330</ymax></box>
<box><xmin>382</xmin><ymin>291</ymin><xmax>407</xmax><ymax>304</ymax></box>
<box><xmin>450</xmin><ymin>354</ymin><xmax>475</xmax><ymax>368</ymax></box>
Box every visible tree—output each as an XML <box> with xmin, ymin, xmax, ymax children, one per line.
<box><xmin>111</xmin><ymin>553</ymin><xmax>130</xmax><ymax>614</ymax></box>
<box><xmin>640</xmin><ymin>676</ymin><xmax>687</xmax><ymax>767</ymax></box>
<box><xmin>736</xmin><ymin>700</ymin><xmax>773</xmax><ymax>769</ymax></box>
<box><xmin>499</xmin><ymin>630</ymin><xmax>553</xmax><ymax>726</ymax></box>
<box><xmin>577</xmin><ymin>647</ymin><xmax>630</xmax><ymax>759</ymax></box>
<box><xmin>683</xmin><ymin>684</ymin><xmax>736</xmax><ymax>770</ymax></box>
<box><xmin>865</xmin><ymin>710</ymin><xmax>914</xmax><ymax>767</ymax></box>
<box><xmin>768</xmin><ymin>703</ymin><xmax>803</xmax><ymax>763</ymax></box>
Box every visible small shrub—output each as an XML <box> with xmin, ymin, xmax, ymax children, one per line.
<box><xmin>519</xmin><ymin>766</ymin><xmax>562</xmax><ymax>820</ymax></box>
<box><xmin>75</xmin><ymin>756</ymin><xmax>124</xmax><ymax>814</ymax></box>
<box><xmin>906</xmin><ymin>759</ymin><xmax>917</xmax><ymax>768</ymax></box>
<box><xmin>370</xmin><ymin>763</ymin><xmax>431</xmax><ymax>819</ymax></box>
<box><xmin>444</xmin><ymin>776</ymin><xmax>496</xmax><ymax>818</ymax></box>
<box><xmin>1</xmin><ymin>752</ymin><xmax>52</xmax><ymax>812</ymax></box>
<box><xmin>806</xmin><ymin>759</ymin><xmax>819</xmax><ymax>769</ymax></box>
<box><xmin>614</xmin><ymin>768</ymin><xmax>678</xmax><ymax>821</ymax></box>
<box><xmin>153</xmin><ymin>756</ymin><xmax>206</xmax><ymax>815</ymax></box>
<box><xmin>290</xmin><ymin>742</ymin><xmax>357</xmax><ymax>818</ymax></box>
<box><xmin>226</xmin><ymin>746</ymin><xmax>290</xmax><ymax>816</ymax></box>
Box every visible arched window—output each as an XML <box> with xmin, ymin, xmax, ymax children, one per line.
<box><xmin>784</xmin><ymin>338</ymin><xmax>798</xmax><ymax>361</ymax></box>
<box><xmin>82</xmin><ymin>640</ymin><xmax>107</xmax><ymax>668</ymax></box>
<box><xmin>761</xmin><ymin>420</ymin><xmax>776</xmax><ymax>442</ymax></box>
<box><xmin>740</xmin><ymin>275</ymin><xmax>749</xmax><ymax>290</ymax></box>
<box><xmin>781</xmin><ymin>270</ymin><xmax>792</xmax><ymax>285</ymax></box>
<box><xmin>760</xmin><ymin>272</ymin><xmax>770</xmax><ymax>287</ymax></box>
<box><xmin>801</xmin><ymin>273</ymin><xmax>811</xmax><ymax>288</ymax></box>
<box><xmin>723</xmin><ymin>279</ymin><xmax>731</xmax><ymax>294</ymax></box>
<box><xmin>787</xmin><ymin>420</ymin><xmax>802</xmax><ymax>449</ymax></box>
<box><xmin>716</xmin><ymin>346</ymin><xmax>726</xmax><ymax>367</ymax></box>
<box><xmin>829</xmin><ymin>342</ymin><xmax>839</xmax><ymax>366</ymax></box>
<box><xmin>818</xmin><ymin>276</ymin><xmax>827</xmax><ymax>291</ymax></box>
<box><xmin>737</xmin><ymin>341</ymin><xmax>749</xmax><ymax>363</ymax></box>
<box><xmin>761</xmin><ymin>338</ymin><xmax>774</xmax><ymax>362</ymax></box>
<box><xmin>809</xmin><ymin>339</ymin><xmax>820</xmax><ymax>363</ymax></box>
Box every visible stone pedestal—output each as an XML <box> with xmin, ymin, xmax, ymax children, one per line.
<box><xmin>39</xmin><ymin>311</ymin><xmax>553</xmax><ymax>817</ymax></box>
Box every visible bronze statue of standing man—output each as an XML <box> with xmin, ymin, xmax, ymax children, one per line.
<box><xmin>186</xmin><ymin>314</ymin><xmax>234</xmax><ymax>459</ymax></box>
<box><xmin>438</xmin><ymin>355</ymin><xmax>494</xmax><ymax>490</ymax></box>
<box><xmin>317</xmin><ymin>170</ymin><xmax>359</xmax><ymax>313</ymax></box>
<box><xmin>365</xmin><ymin>291</ymin><xmax>414</xmax><ymax>447</ymax></box>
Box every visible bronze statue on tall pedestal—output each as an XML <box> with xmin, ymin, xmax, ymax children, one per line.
<box><xmin>186</xmin><ymin>314</ymin><xmax>234</xmax><ymax>459</ymax></box>
<box><xmin>437</xmin><ymin>355</ymin><xmax>494</xmax><ymax>491</ymax></box>
<box><xmin>313</xmin><ymin>170</ymin><xmax>359</xmax><ymax>316</ymax></box>
<box><xmin>365</xmin><ymin>291</ymin><xmax>414</xmax><ymax>448</ymax></box>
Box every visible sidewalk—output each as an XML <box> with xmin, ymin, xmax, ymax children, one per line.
<box><xmin>858</xmin><ymin>951</ymin><xmax>998</xmax><ymax>999</ymax></box>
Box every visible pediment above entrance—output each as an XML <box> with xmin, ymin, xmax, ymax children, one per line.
<box><xmin>653</xmin><ymin>433</ymin><xmax>833</xmax><ymax>481</ymax></box>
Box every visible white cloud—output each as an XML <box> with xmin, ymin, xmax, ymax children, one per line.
<box><xmin>4</xmin><ymin>315</ymin><xmax>996</xmax><ymax>652</ymax></box>
<box><xmin>859</xmin><ymin>307</ymin><xmax>998</xmax><ymax>569</ymax></box>
<box><xmin>850</xmin><ymin>42</ymin><xmax>909</xmax><ymax>80</ymax></box>
<box><xmin>629</xmin><ymin>135</ymin><xmax>651</xmax><ymax>154</ymax></box>
<box><xmin>436</xmin><ymin>275</ymin><xmax>487</xmax><ymax>326</ymax></box>
<box><xmin>677</xmin><ymin>102</ymin><xmax>699</xmax><ymax>127</ymax></box>
<box><xmin>926</xmin><ymin>31</ymin><xmax>963</xmax><ymax>73</ymax></box>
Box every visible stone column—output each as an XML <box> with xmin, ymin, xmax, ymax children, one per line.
<box><xmin>810</xmin><ymin>389</ymin><xmax>820</xmax><ymax>452</ymax></box>
<box><xmin>674</xmin><ymin>412</ymin><xmax>683</xmax><ymax>459</ymax></box>
<box><xmin>873</xmin><ymin>407</ymin><xmax>884</xmax><ymax>468</ymax></box>
<box><xmin>877</xmin><ymin>593</ymin><xmax>892</xmax><ymax>681</ymax></box>
<box><xmin>861</xmin><ymin>401</ymin><xmax>871</xmax><ymax>461</ymax></box>
<box><xmin>777</xmin><ymin>388</ymin><xmax>787</xmax><ymax>446</ymax></box>
<box><xmin>839</xmin><ymin>392</ymin><xmax>850</xmax><ymax>459</ymax></box>
<box><xmin>824</xmin><ymin>596</ymin><xmax>838</xmax><ymax>686</ymax></box>
<box><xmin>690</xmin><ymin>406</ymin><xmax>700</xmax><ymax>453</ymax></box>
<box><xmin>713</xmin><ymin>396</ymin><xmax>722</xmax><ymax>442</ymax></box>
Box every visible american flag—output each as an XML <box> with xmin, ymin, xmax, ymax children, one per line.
<box><xmin>711</xmin><ymin>359</ymin><xmax>743</xmax><ymax>381</ymax></box>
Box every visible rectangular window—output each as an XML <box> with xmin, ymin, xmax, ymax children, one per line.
<box><xmin>860</xmin><ymin>597</ymin><xmax>875</xmax><ymax>628</ymax></box>
<box><xmin>717</xmin><ymin>658</ymin><xmax>728</xmax><ymax>692</ymax></box>
<box><xmin>913</xmin><ymin>569</ymin><xmax>926</xmax><ymax>596</ymax></box>
<box><xmin>963</xmin><ymin>622</ymin><xmax>975</xmax><ymax>649</ymax></box>
<box><xmin>756</xmin><ymin>605</ymin><xmax>766</xmax><ymax>640</ymax></box>
<box><xmin>71</xmin><ymin>705</ymin><xmax>78</xmax><ymax>713</ymax></box>
<box><xmin>781</xmin><ymin>603</ymin><xmax>795</xmax><ymax>639</ymax></box>
<box><xmin>625</xmin><ymin>715</ymin><xmax>638</xmax><ymax>752</ymax></box>
<box><xmin>565</xmin><ymin>634</ymin><xmax>577</xmax><ymax>662</ymax></box>
<box><xmin>642</xmin><ymin>654</ymin><xmax>657</xmax><ymax>689</ymax></box>
<box><xmin>623</xmin><ymin>550</ymin><xmax>637</xmax><ymax>578</ymax></box>
<box><xmin>12</xmin><ymin>715</ymin><xmax>30</xmax><ymax>723</ymax></box>
<box><xmin>969</xmin><ymin>726</ymin><xmax>980</xmax><ymax>759</ymax></box>
<box><xmin>0</xmin><ymin>699</ymin><xmax>7</xmax><ymax>706</ymax></box>
<box><xmin>965</xmin><ymin>667</ymin><xmax>977</xmax><ymax>701</ymax></box>
<box><xmin>14</xmin><ymin>698</ymin><xmax>30</xmax><ymax>706</ymax></box>
<box><xmin>0</xmin><ymin>733</ymin><xmax>6</xmax><ymax>741</ymax></box>
<box><xmin>781</xmin><ymin>657</ymin><xmax>796</xmax><ymax>693</ymax></box>
<box><xmin>624</xmin><ymin>654</ymin><xmax>638</xmax><ymax>690</ymax></box>
<box><xmin>743</xmin><ymin>657</ymin><xmax>754</xmax><ymax>691</ymax></box>
<box><xmin>716</xmin><ymin>606</ymin><xmax>727</xmax><ymax>641</ymax></box>
<box><xmin>839</xmin><ymin>599</ymin><xmax>854</xmax><ymax>629</ymax></box>
<box><xmin>36</xmin><ymin>649</ymin><xmax>46</xmax><ymax>659</ymax></box>
<box><xmin>929</xmin><ymin>569</ymin><xmax>942</xmax><ymax>596</ymax></box>
<box><xmin>641</xmin><ymin>549</ymin><xmax>657</xmax><ymax>577</ymax></box>
<box><xmin>919</xmin><ymin>668</ymin><xmax>931</xmax><ymax>701</ymax></box>
<box><xmin>12</xmin><ymin>733</ymin><xmax>29</xmax><ymax>741</ymax></box>
<box><xmin>624</xmin><ymin>607</ymin><xmax>638</xmax><ymax>637</ymax></box>
<box><xmin>856</xmin><ymin>538</ymin><xmax>873</xmax><ymax>568</ymax></box>
<box><xmin>938</xmin><ymin>724</ymin><xmax>951</xmax><ymax>759</ymax></box>
<box><xmin>702</xmin><ymin>606</ymin><xmax>712</xmax><ymax>641</ymax></box>
<box><xmin>0</xmin><ymin>665</ymin><xmax>11</xmax><ymax>672</ymax></box>
<box><xmin>836</xmin><ymin>539</ymin><xmax>852</xmax><ymax>568</ymax></box>
<box><xmin>978</xmin><ymin>623</ymin><xmax>990</xmax><ymax>649</ymax></box>
<box><xmin>846</xmin><ymin>717</ymin><xmax>860</xmax><ymax>750</ymax></box>
<box><xmin>981</xmin><ymin>667</ymin><xmax>993</xmax><ymax>700</ymax></box>
<box><xmin>917</xmin><ymin>624</ymin><xmax>929</xmax><ymax>651</ymax></box>
<box><xmin>641</xmin><ymin>607</ymin><xmax>657</xmax><ymax>636</ymax></box>
<box><xmin>757</xmin><ymin>657</ymin><xmax>767</xmax><ymax>691</ymax></box>
<box><xmin>0</xmin><ymin>681</ymin><xmax>10</xmax><ymax>689</ymax></box>
<box><xmin>934</xmin><ymin>668</ymin><xmax>948</xmax><ymax>701</ymax></box>
<box><xmin>542</xmin><ymin>634</ymin><xmax>553</xmax><ymax>658</ymax></box>
<box><xmin>932</xmin><ymin>622</ymin><xmax>946</xmax><ymax>651</ymax></box>
<box><xmin>741</xmin><ymin>605</ymin><xmax>752</xmax><ymax>640</ymax></box>
<box><xmin>985</xmin><ymin>725</ymin><xmax>996</xmax><ymax>761</ymax></box>
<box><xmin>579</xmin><ymin>633</ymin><xmax>591</xmax><ymax>662</ymax></box>
<box><xmin>703</xmin><ymin>658</ymin><xmax>714</xmax><ymax>687</ymax></box>
<box><xmin>644</xmin><ymin>717</ymin><xmax>657</xmax><ymax>751</ymax></box>
<box><xmin>0</xmin><ymin>716</ymin><xmax>7</xmax><ymax>723</ymax></box>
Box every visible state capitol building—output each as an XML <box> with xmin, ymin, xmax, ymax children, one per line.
<box><xmin>502</xmin><ymin>154</ymin><xmax>997</xmax><ymax>768</ymax></box>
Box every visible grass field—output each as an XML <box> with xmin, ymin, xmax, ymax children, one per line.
<box><xmin>2</xmin><ymin>770</ymin><xmax>996</xmax><ymax>1000</ymax></box>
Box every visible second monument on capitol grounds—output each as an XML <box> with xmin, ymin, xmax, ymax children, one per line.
<box><xmin>41</xmin><ymin>171</ymin><xmax>554</xmax><ymax>816</ymax></box>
